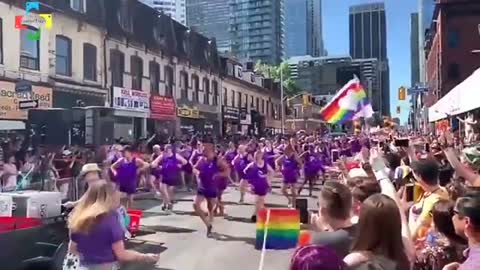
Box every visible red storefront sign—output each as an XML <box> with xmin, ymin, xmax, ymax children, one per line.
<box><xmin>150</xmin><ymin>96</ymin><xmax>175</xmax><ymax>120</ymax></box>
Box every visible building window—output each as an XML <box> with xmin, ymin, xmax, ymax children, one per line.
<box><xmin>55</xmin><ymin>36</ymin><xmax>72</xmax><ymax>76</ymax></box>
<box><xmin>447</xmin><ymin>30</ymin><xmax>460</xmax><ymax>48</ymax></box>
<box><xmin>164</xmin><ymin>66</ymin><xmax>174</xmax><ymax>97</ymax></box>
<box><xmin>20</xmin><ymin>27</ymin><xmax>40</xmax><ymax>70</ymax></box>
<box><xmin>149</xmin><ymin>61</ymin><xmax>160</xmax><ymax>95</ymax></box>
<box><xmin>212</xmin><ymin>81</ymin><xmax>218</xmax><ymax>106</ymax></box>
<box><xmin>237</xmin><ymin>92</ymin><xmax>241</xmax><ymax>108</ymax></box>
<box><xmin>83</xmin><ymin>43</ymin><xmax>97</xmax><ymax>81</ymax></box>
<box><xmin>256</xmin><ymin>97</ymin><xmax>259</xmax><ymax>111</ymax></box>
<box><xmin>70</xmin><ymin>0</ymin><xmax>86</xmax><ymax>13</ymax></box>
<box><xmin>180</xmin><ymin>71</ymin><xmax>188</xmax><ymax>99</ymax></box>
<box><xmin>261</xmin><ymin>99</ymin><xmax>265</xmax><ymax>114</ymax></box>
<box><xmin>448</xmin><ymin>63</ymin><xmax>460</xmax><ymax>80</ymax></box>
<box><xmin>110</xmin><ymin>50</ymin><xmax>124</xmax><ymax>87</ymax></box>
<box><xmin>223</xmin><ymin>87</ymin><xmax>228</xmax><ymax>106</ymax></box>
<box><xmin>192</xmin><ymin>75</ymin><xmax>199</xmax><ymax>102</ymax></box>
<box><xmin>250</xmin><ymin>95</ymin><xmax>254</xmax><ymax>109</ymax></box>
<box><xmin>0</xmin><ymin>18</ymin><xmax>3</xmax><ymax>64</ymax></box>
<box><xmin>231</xmin><ymin>90</ymin><xmax>235</xmax><ymax>107</ymax></box>
<box><xmin>131</xmin><ymin>56</ymin><xmax>143</xmax><ymax>90</ymax></box>
<box><xmin>203</xmin><ymin>78</ymin><xmax>210</xmax><ymax>105</ymax></box>
<box><xmin>243</xmin><ymin>94</ymin><xmax>247</xmax><ymax>108</ymax></box>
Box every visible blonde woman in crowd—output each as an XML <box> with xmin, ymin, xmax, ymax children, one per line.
<box><xmin>68</xmin><ymin>180</ymin><xmax>158</xmax><ymax>270</ymax></box>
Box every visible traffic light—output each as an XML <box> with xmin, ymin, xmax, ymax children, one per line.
<box><xmin>398</xmin><ymin>86</ymin><xmax>406</xmax><ymax>100</ymax></box>
<box><xmin>396</xmin><ymin>106</ymin><xmax>401</xmax><ymax>114</ymax></box>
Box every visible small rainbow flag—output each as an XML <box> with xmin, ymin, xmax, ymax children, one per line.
<box><xmin>320</xmin><ymin>79</ymin><xmax>370</xmax><ymax>124</ymax></box>
<box><xmin>255</xmin><ymin>208</ymin><xmax>300</xmax><ymax>250</ymax></box>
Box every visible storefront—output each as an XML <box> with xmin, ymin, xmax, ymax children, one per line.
<box><xmin>239</xmin><ymin>107</ymin><xmax>251</xmax><ymax>135</ymax></box>
<box><xmin>429</xmin><ymin>68</ymin><xmax>480</xmax><ymax>122</ymax></box>
<box><xmin>222</xmin><ymin>106</ymin><xmax>240</xmax><ymax>135</ymax></box>
<box><xmin>112</xmin><ymin>86</ymin><xmax>149</xmax><ymax>141</ymax></box>
<box><xmin>200</xmin><ymin>111</ymin><xmax>221</xmax><ymax>136</ymax></box>
<box><xmin>53</xmin><ymin>87</ymin><xmax>105</xmax><ymax>108</ymax></box>
<box><xmin>148</xmin><ymin>95</ymin><xmax>176</xmax><ymax>136</ymax></box>
<box><xmin>177</xmin><ymin>105</ymin><xmax>202</xmax><ymax>136</ymax></box>
<box><xmin>0</xmin><ymin>80</ymin><xmax>52</xmax><ymax>130</ymax></box>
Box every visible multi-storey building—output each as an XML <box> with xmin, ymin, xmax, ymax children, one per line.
<box><xmin>349</xmin><ymin>2</ymin><xmax>390</xmax><ymax>116</ymax></box>
<box><xmin>418</xmin><ymin>0</ymin><xmax>435</xmax><ymax>82</ymax></box>
<box><xmin>141</xmin><ymin>0</ymin><xmax>187</xmax><ymax>25</ymax></box>
<box><xmin>411</xmin><ymin>13</ymin><xmax>420</xmax><ymax>86</ymax></box>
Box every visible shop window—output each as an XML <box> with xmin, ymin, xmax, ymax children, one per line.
<box><xmin>203</xmin><ymin>78</ymin><xmax>210</xmax><ymax>105</ymax></box>
<box><xmin>0</xmin><ymin>18</ymin><xmax>3</xmax><ymax>64</ymax></box>
<box><xmin>70</xmin><ymin>0</ymin><xmax>86</xmax><ymax>13</ymax></box>
<box><xmin>192</xmin><ymin>75</ymin><xmax>199</xmax><ymax>102</ymax></box>
<box><xmin>131</xmin><ymin>55</ymin><xmax>143</xmax><ymax>90</ymax></box>
<box><xmin>149</xmin><ymin>61</ymin><xmax>160</xmax><ymax>95</ymax></box>
<box><xmin>56</xmin><ymin>36</ymin><xmax>72</xmax><ymax>76</ymax></box>
<box><xmin>110</xmin><ymin>50</ymin><xmax>124</xmax><ymax>87</ymax></box>
<box><xmin>212</xmin><ymin>81</ymin><xmax>218</xmax><ymax>106</ymax></box>
<box><xmin>83</xmin><ymin>43</ymin><xmax>97</xmax><ymax>81</ymax></box>
<box><xmin>447</xmin><ymin>30</ymin><xmax>460</xmax><ymax>49</ymax></box>
<box><xmin>237</xmin><ymin>92</ymin><xmax>241</xmax><ymax>108</ymax></box>
<box><xmin>20</xmin><ymin>27</ymin><xmax>40</xmax><ymax>70</ymax></box>
<box><xmin>448</xmin><ymin>63</ymin><xmax>460</xmax><ymax>80</ymax></box>
<box><xmin>164</xmin><ymin>66</ymin><xmax>174</xmax><ymax>97</ymax></box>
<box><xmin>180</xmin><ymin>71</ymin><xmax>188</xmax><ymax>99</ymax></box>
<box><xmin>223</xmin><ymin>87</ymin><xmax>228</xmax><ymax>106</ymax></box>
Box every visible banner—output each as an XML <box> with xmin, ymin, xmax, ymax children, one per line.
<box><xmin>177</xmin><ymin>106</ymin><xmax>199</xmax><ymax>119</ymax></box>
<box><xmin>222</xmin><ymin>106</ymin><xmax>240</xmax><ymax>121</ymax></box>
<box><xmin>150</xmin><ymin>96</ymin><xmax>175</xmax><ymax>120</ymax></box>
<box><xmin>112</xmin><ymin>87</ymin><xmax>150</xmax><ymax>113</ymax></box>
<box><xmin>0</xmin><ymin>81</ymin><xmax>52</xmax><ymax>120</ymax></box>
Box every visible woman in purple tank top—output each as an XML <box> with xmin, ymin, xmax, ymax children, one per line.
<box><xmin>151</xmin><ymin>144</ymin><xmax>187</xmax><ymax>212</ymax></box>
<box><xmin>276</xmin><ymin>144</ymin><xmax>302</xmax><ymax>208</ymax></box>
<box><xmin>193</xmin><ymin>142</ymin><xmax>230</xmax><ymax>237</ymax></box>
<box><xmin>149</xmin><ymin>145</ymin><xmax>163</xmax><ymax>199</ymax></box>
<box><xmin>263</xmin><ymin>140</ymin><xmax>279</xmax><ymax>170</ymax></box>
<box><xmin>180</xmin><ymin>138</ymin><xmax>198</xmax><ymax>192</ymax></box>
<box><xmin>110</xmin><ymin>146</ymin><xmax>149</xmax><ymax>208</ymax></box>
<box><xmin>243</xmin><ymin>150</ymin><xmax>274</xmax><ymax>222</ymax></box>
<box><xmin>232</xmin><ymin>145</ymin><xmax>253</xmax><ymax>204</ymax></box>
<box><xmin>299</xmin><ymin>144</ymin><xmax>323</xmax><ymax>197</ymax></box>
<box><xmin>223</xmin><ymin>142</ymin><xmax>238</xmax><ymax>182</ymax></box>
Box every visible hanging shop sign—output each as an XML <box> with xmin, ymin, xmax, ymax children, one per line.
<box><xmin>150</xmin><ymin>95</ymin><xmax>176</xmax><ymax>120</ymax></box>
<box><xmin>0</xmin><ymin>81</ymin><xmax>52</xmax><ymax>120</ymax></box>
<box><xmin>177</xmin><ymin>106</ymin><xmax>200</xmax><ymax>118</ymax></box>
<box><xmin>112</xmin><ymin>87</ymin><xmax>150</xmax><ymax>113</ymax></box>
<box><xmin>222</xmin><ymin>106</ymin><xmax>240</xmax><ymax>121</ymax></box>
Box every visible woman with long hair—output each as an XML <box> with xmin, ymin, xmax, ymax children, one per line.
<box><xmin>151</xmin><ymin>144</ymin><xmax>187</xmax><ymax>212</ymax></box>
<box><xmin>232</xmin><ymin>145</ymin><xmax>252</xmax><ymax>204</ymax></box>
<box><xmin>243</xmin><ymin>150</ymin><xmax>274</xmax><ymax>222</ymax></box>
<box><xmin>345</xmin><ymin>194</ymin><xmax>411</xmax><ymax>270</ymax></box>
<box><xmin>68</xmin><ymin>180</ymin><xmax>158</xmax><ymax>269</ymax></box>
<box><xmin>276</xmin><ymin>144</ymin><xmax>301</xmax><ymax>208</ymax></box>
<box><xmin>193</xmin><ymin>141</ymin><xmax>230</xmax><ymax>237</ymax></box>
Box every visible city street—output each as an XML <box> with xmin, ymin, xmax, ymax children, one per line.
<box><xmin>123</xmin><ymin>179</ymin><xmax>318</xmax><ymax>270</ymax></box>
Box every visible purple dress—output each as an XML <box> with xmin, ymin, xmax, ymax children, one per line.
<box><xmin>150</xmin><ymin>154</ymin><xmax>162</xmax><ymax>180</ymax></box>
<box><xmin>234</xmin><ymin>155</ymin><xmax>249</xmax><ymax>180</ymax></box>
<box><xmin>181</xmin><ymin>148</ymin><xmax>193</xmax><ymax>173</ymax></box>
<box><xmin>116</xmin><ymin>158</ymin><xmax>138</xmax><ymax>194</ymax></box>
<box><xmin>249</xmin><ymin>163</ymin><xmax>269</xmax><ymax>196</ymax></box>
<box><xmin>264</xmin><ymin>148</ymin><xmax>276</xmax><ymax>169</ymax></box>
<box><xmin>161</xmin><ymin>154</ymin><xmax>180</xmax><ymax>186</ymax></box>
<box><xmin>304</xmin><ymin>152</ymin><xmax>320</xmax><ymax>177</ymax></box>
<box><xmin>282</xmin><ymin>156</ymin><xmax>299</xmax><ymax>184</ymax></box>
<box><xmin>197</xmin><ymin>158</ymin><xmax>219</xmax><ymax>199</ymax></box>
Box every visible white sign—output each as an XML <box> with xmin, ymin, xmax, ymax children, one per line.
<box><xmin>112</xmin><ymin>87</ymin><xmax>150</xmax><ymax>113</ymax></box>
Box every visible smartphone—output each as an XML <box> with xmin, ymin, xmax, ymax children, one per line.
<box><xmin>425</xmin><ymin>143</ymin><xmax>430</xmax><ymax>153</ymax></box>
<box><xmin>295</xmin><ymin>198</ymin><xmax>309</xmax><ymax>224</ymax></box>
<box><xmin>406</xmin><ymin>183</ymin><xmax>415</xmax><ymax>202</ymax></box>
<box><xmin>394</xmin><ymin>138</ymin><xmax>409</xmax><ymax>147</ymax></box>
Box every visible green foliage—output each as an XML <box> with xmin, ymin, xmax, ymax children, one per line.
<box><xmin>254</xmin><ymin>60</ymin><xmax>302</xmax><ymax>97</ymax></box>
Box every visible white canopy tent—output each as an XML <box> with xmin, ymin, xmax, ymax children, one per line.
<box><xmin>429</xmin><ymin>68</ymin><xmax>480</xmax><ymax>122</ymax></box>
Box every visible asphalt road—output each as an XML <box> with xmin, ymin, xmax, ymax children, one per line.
<box><xmin>122</xmin><ymin>179</ymin><xmax>320</xmax><ymax>270</ymax></box>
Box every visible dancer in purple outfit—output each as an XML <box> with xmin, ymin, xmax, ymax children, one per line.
<box><xmin>110</xmin><ymin>146</ymin><xmax>149</xmax><ymax>208</ymax></box>
<box><xmin>243</xmin><ymin>150</ymin><xmax>274</xmax><ymax>222</ymax></box>
<box><xmin>232</xmin><ymin>144</ymin><xmax>253</xmax><ymax>204</ymax></box>
<box><xmin>276</xmin><ymin>144</ymin><xmax>302</xmax><ymax>208</ymax></box>
<box><xmin>193</xmin><ymin>142</ymin><xmax>230</xmax><ymax>237</ymax></box>
<box><xmin>263</xmin><ymin>140</ymin><xmax>279</xmax><ymax>170</ymax></box>
<box><xmin>180</xmin><ymin>138</ymin><xmax>198</xmax><ymax>192</ymax></box>
<box><xmin>149</xmin><ymin>145</ymin><xmax>163</xmax><ymax>198</ymax></box>
<box><xmin>151</xmin><ymin>144</ymin><xmax>187</xmax><ymax>212</ymax></box>
<box><xmin>223</xmin><ymin>142</ymin><xmax>238</xmax><ymax>182</ymax></box>
<box><xmin>299</xmin><ymin>144</ymin><xmax>323</xmax><ymax>196</ymax></box>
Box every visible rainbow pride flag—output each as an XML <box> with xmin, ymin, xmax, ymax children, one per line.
<box><xmin>320</xmin><ymin>78</ymin><xmax>370</xmax><ymax>124</ymax></box>
<box><xmin>255</xmin><ymin>208</ymin><xmax>300</xmax><ymax>250</ymax></box>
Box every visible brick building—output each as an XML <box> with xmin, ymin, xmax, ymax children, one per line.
<box><xmin>425</xmin><ymin>0</ymin><xmax>480</xmax><ymax>99</ymax></box>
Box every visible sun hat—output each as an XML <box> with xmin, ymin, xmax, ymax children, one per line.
<box><xmin>79</xmin><ymin>163</ymin><xmax>101</xmax><ymax>176</ymax></box>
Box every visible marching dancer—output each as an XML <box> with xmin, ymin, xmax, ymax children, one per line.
<box><xmin>232</xmin><ymin>145</ymin><xmax>253</xmax><ymax>204</ymax></box>
<box><xmin>299</xmin><ymin>144</ymin><xmax>323</xmax><ymax>196</ymax></box>
<box><xmin>276</xmin><ymin>144</ymin><xmax>302</xmax><ymax>208</ymax></box>
<box><xmin>149</xmin><ymin>145</ymin><xmax>163</xmax><ymax>198</ymax></box>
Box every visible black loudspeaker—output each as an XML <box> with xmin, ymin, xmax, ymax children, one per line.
<box><xmin>295</xmin><ymin>198</ymin><xmax>309</xmax><ymax>224</ymax></box>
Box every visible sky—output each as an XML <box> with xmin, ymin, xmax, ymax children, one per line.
<box><xmin>323</xmin><ymin>0</ymin><xmax>417</xmax><ymax>123</ymax></box>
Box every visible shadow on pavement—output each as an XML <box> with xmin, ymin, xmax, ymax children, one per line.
<box><xmin>225</xmin><ymin>215</ymin><xmax>254</xmax><ymax>224</ymax></box>
<box><xmin>210</xmin><ymin>232</ymin><xmax>256</xmax><ymax>247</ymax></box>
<box><xmin>144</xmin><ymin>224</ymin><xmax>197</xmax><ymax>234</ymax></box>
<box><xmin>122</xmin><ymin>240</ymin><xmax>168</xmax><ymax>270</ymax></box>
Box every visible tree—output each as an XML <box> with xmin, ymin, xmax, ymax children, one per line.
<box><xmin>254</xmin><ymin>60</ymin><xmax>302</xmax><ymax>97</ymax></box>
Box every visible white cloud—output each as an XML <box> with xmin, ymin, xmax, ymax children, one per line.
<box><xmin>338</xmin><ymin>90</ymin><xmax>359</xmax><ymax>111</ymax></box>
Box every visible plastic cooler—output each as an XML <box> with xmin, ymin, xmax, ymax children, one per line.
<box><xmin>127</xmin><ymin>209</ymin><xmax>143</xmax><ymax>235</ymax></box>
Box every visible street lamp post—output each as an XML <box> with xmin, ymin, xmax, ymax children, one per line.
<box><xmin>280</xmin><ymin>65</ymin><xmax>285</xmax><ymax>134</ymax></box>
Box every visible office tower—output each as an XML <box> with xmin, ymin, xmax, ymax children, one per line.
<box><xmin>411</xmin><ymin>13</ymin><xmax>420</xmax><ymax>86</ymax></box>
<box><xmin>418</xmin><ymin>0</ymin><xmax>435</xmax><ymax>82</ymax></box>
<box><xmin>285</xmin><ymin>0</ymin><xmax>324</xmax><ymax>58</ymax></box>
<box><xmin>186</xmin><ymin>0</ymin><xmax>231</xmax><ymax>52</ymax></box>
<box><xmin>230</xmin><ymin>0</ymin><xmax>285</xmax><ymax>65</ymax></box>
<box><xmin>141</xmin><ymin>0</ymin><xmax>187</xmax><ymax>25</ymax></box>
<box><xmin>349</xmin><ymin>2</ymin><xmax>390</xmax><ymax>116</ymax></box>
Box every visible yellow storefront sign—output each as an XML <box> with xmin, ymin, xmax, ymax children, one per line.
<box><xmin>177</xmin><ymin>106</ymin><xmax>200</xmax><ymax>118</ymax></box>
<box><xmin>0</xmin><ymin>81</ymin><xmax>53</xmax><ymax>120</ymax></box>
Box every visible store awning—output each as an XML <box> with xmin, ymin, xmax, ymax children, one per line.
<box><xmin>0</xmin><ymin>120</ymin><xmax>26</xmax><ymax>130</ymax></box>
<box><xmin>429</xmin><ymin>68</ymin><xmax>480</xmax><ymax>122</ymax></box>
